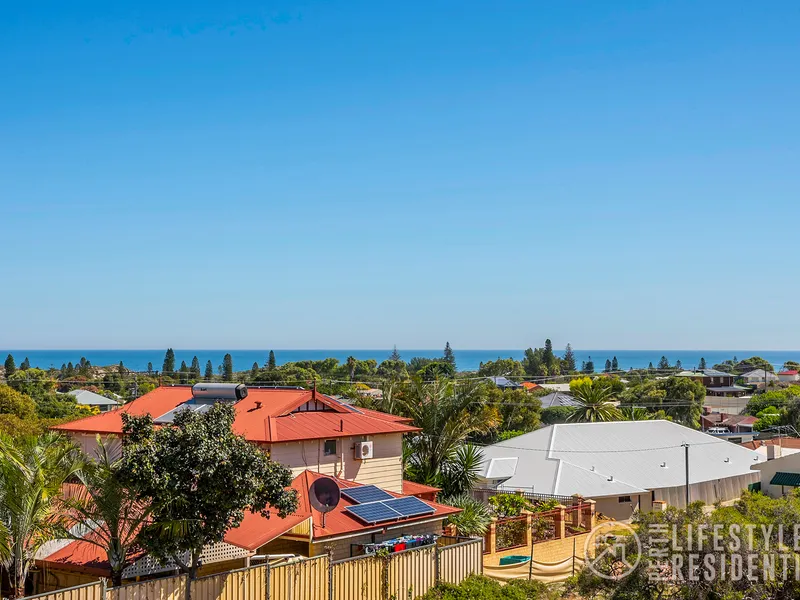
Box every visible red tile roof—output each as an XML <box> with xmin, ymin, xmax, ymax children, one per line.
<box><xmin>520</xmin><ymin>382</ymin><xmax>541</xmax><ymax>390</ymax></box>
<box><xmin>402</xmin><ymin>480</ymin><xmax>441</xmax><ymax>496</ymax></box>
<box><xmin>40</xmin><ymin>532</ymin><xmax>146</xmax><ymax>577</ymax></box>
<box><xmin>52</xmin><ymin>386</ymin><xmax>419</xmax><ymax>442</ymax></box>
<box><xmin>779</xmin><ymin>370</ymin><xmax>799</xmax><ymax>376</ymax></box>
<box><xmin>739</xmin><ymin>438</ymin><xmax>800</xmax><ymax>451</ymax></box>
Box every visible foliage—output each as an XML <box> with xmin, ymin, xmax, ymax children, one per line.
<box><xmin>162</xmin><ymin>348</ymin><xmax>175</xmax><ymax>374</ymax></box>
<box><xmin>7</xmin><ymin>369</ymin><xmax>57</xmax><ymax>399</ymax></box>
<box><xmin>488</xmin><ymin>493</ymin><xmax>531</xmax><ymax>517</ymax></box>
<box><xmin>4</xmin><ymin>354</ymin><xmax>15</xmax><ymax>377</ymax></box>
<box><xmin>753</xmin><ymin>406</ymin><xmax>783</xmax><ymax>430</ymax></box>
<box><xmin>745</xmin><ymin>386</ymin><xmax>800</xmax><ymax>415</ymax></box>
<box><xmin>484</xmin><ymin>388</ymin><xmax>542</xmax><ymax>441</ymax></box>
<box><xmin>621</xmin><ymin>376</ymin><xmax>705</xmax><ymax>428</ymax></box>
<box><xmin>568</xmin><ymin>382</ymin><xmax>621</xmax><ymax>423</ymax></box>
<box><xmin>0</xmin><ymin>433</ymin><xmax>82</xmax><ymax>598</ymax></box>
<box><xmin>400</xmin><ymin>379</ymin><xmax>499</xmax><ymax>492</ymax></box>
<box><xmin>419</xmin><ymin>574</ymin><xmax>553</xmax><ymax>600</ymax></box>
<box><xmin>541</xmin><ymin>406</ymin><xmax>573</xmax><ymax>425</ymax></box>
<box><xmin>59</xmin><ymin>438</ymin><xmax>148</xmax><ymax>587</ymax></box>
<box><xmin>522</xmin><ymin>340</ymin><xmax>562</xmax><ymax>377</ymax></box>
<box><xmin>441</xmin><ymin>494</ymin><xmax>492</xmax><ymax>537</ymax></box>
<box><xmin>477</xmin><ymin>358</ymin><xmax>525</xmax><ymax>378</ymax></box>
<box><xmin>35</xmin><ymin>393</ymin><xmax>96</xmax><ymax>419</ymax></box>
<box><xmin>443</xmin><ymin>342</ymin><xmax>456</xmax><ymax>369</ymax></box>
<box><xmin>437</xmin><ymin>443</ymin><xmax>484</xmax><ymax>498</ymax></box>
<box><xmin>562</xmin><ymin>344</ymin><xmax>576</xmax><ymax>373</ymax></box>
<box><xmin>118</xmin><ymin>403</ymin><xmax>298</xmax><ymax>578</ymax></box>
<box><xmin>495</xmin><ymin>517</ymin><xmax>527</xmax><ymax>550</ymax></box>
<box><xmin>0</xmin><ymin>386</ymin><xmax>36</xmax><ymax>420</ymax></box>
<box><xmin>377</xmin><ymin>359</ymin><xmax>408</xmax><ymax>380</ymax></box>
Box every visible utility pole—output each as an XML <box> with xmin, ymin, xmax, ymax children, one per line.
<box><xmin>683</xmin><ymin>443</ymin><xmax>690</xmax><ymax>507</ymax></box>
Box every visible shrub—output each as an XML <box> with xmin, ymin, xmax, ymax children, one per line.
<box><xmin>488</xmin><ymin>493</ymin><xmax>531</xmax><ymax>517</ymax></box>
<box><xmin>443</xmin><ymin>494</ymin><xmax>492</xmax><ymax>537</ymax></box>
<box><xmin>419</xmin><ymin>574</ymin><xmax>552</xmax><ymax>599</ymax></box>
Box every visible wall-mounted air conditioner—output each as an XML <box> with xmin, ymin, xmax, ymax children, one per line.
<box><xmin>355</xmin><ymin>441</ymin><xmax>373</xmax><ymax>460</ymax></box>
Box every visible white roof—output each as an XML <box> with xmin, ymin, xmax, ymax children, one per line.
<box><xmin>67</xmin><ymin>389</ymin><xmax>121</xmax><ymax>407</ymax></box>
<box><xmin>539</xmin><ymin>383</ymin><xmax>571</xmax><ymax>392</ymax></box>
<box><xmin>478</xmin><ymin>420</ymin><xmax>764</xmax><ymax>498</ymax></box>
<box><xmin>741</xmin><ymin>369</ymin><xmax>778</xmax><ymax>379</ymax></box>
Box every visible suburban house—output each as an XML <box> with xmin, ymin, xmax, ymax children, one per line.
<box><xmin>538</xmin><ymin>391</ymin><xmax>580</xmax><ymax>409</ymax></box>
<box><xmin>38</xmin><ymin>384</ymin><xmax>458</xmax><ymax>585</ymax></box>
<box><xmin>66</xmin><ymin>389</ymin><xmax>121</xmax><ymax>412</ymax></box>
<box><xmin>778</xmin><ymin>370</ymin><xmax>800</xmax><ymax>383</ymax></box>
<box><xmin>486</xmin><ymin>376</ymin><xmax>522</xmax><ymax>390</ymax></box>
<box><xmin>520</xmin><ymin>381</ymin><xmax>542</xmax><ymax>392</ymax></box>
<box><xmin>676</xmin><ymin>369</ymin><xmax>748</xmax><ymax>397</ymax></box>
<box><xmin>739</xmin><ymin>438</ymin><xmax>800</xmax><ymax>459</ymax></box>
<box><xmin>739</xmin><ymin>369</ymin><xmax>779</xmax><ymax>389</ymax></box>
<box><xmin>476</xmin><ymin>420</ymin><xmax>763</xmax><ymax>521</ymax></box>
<box><xmin>751</xmin><ymin>448</ymin><xmax>800</xmax><ymax>497</ymax></box>
<box><xmin>700</xmin><ymin>409</ymin><xmax>757</xmax><ymax>442</ymax></box>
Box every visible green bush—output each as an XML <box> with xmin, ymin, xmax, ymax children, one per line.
<box><xmin>418</xmin><ymin>575</ymin><xmax>552</xmax><ymax>599</ymax></box>
<box><xmin>488</xmin><ymin>493</ymin><xmax>530</xmax><ymax>517</ymax></box>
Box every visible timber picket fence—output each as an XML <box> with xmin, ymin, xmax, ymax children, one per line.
<box><xmin>21</xmin><ymin>539</ymin><xmax>483</xmax><ymax>600</ymax></box>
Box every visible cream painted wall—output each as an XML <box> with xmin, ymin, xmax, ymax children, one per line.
<box><xmin>752</xmin><ymin>452</ymin><xmax>800</xmax><ymax>498</ymax></box>
<box><xmin>70</xmin><ymin>433</ymin><xmax>121</xmax><ymax>461</ymax></box>
<box><xmin>269</xmin><ymin>433</ymin><xmax>404</xmax><ymax>493</ymax></box>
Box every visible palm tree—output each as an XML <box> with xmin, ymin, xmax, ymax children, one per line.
<box><xmin>399</xmin><ymin>379</ymin><xmax>499</xmax><ymax>487</ymax></box>
<box><xmin>346</xmin><ymin>356</ymin><xmax>357</xmax><ymax>381</ymax></box>
<box><xmin>0</xmin><ymin>433</ymin><xmax>82</xmax><ymax>598</ymax></box>
<box><xmin>619</xmin><ymin>406</ymin><xmax>655</xmax><ymax>421</ymax></box>
<box><xmin>568</xmin><ymin>383</ymin><xmax>622</xmax><ymax>423</ymax></box>
<box><xmin>442</xmin><ymin>494</ymin><xmax>492</xmax><ymax>537</ymax></box>
<box><xmin>59</xmin><ymin>439</ymin><xmax>149</xmax><ymax>587</ymax></box>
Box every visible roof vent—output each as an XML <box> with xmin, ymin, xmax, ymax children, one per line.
<box><xmin>607</xmin><ymin>475</ymin><xmax>614</xmax><ymax>482</ymax></box>
<box><xmin>590</xmin><ymin>466</ymin><xmax>595</xmax><ymax>472</ymax></box>
<box><xmin>660</xmin><ymin>462</ymin><xmax>667</xmax><ymax>468</ymax></box>
<box><xmin>192</xmin><ymin>383</ymin><xmax>248</xmax><ymax>402</ymax></box>
<box><xmin>255</xmin><ymin>401</ymin><xmax>262</xmax><ymax>409</ymax></box>
<box><xmin>724</xmin><ymin>457</ymin><xmax>730</xmax><ymax>463</ymax></box>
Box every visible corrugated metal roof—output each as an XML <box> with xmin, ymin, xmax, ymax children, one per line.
<box><xmin>66</xmin><ymin>389</ymin><xmax>121</xmax><ymax>407</ymax></box>
<box><xmin>539</xmin><ymin>392</ymin><xmax>580</xmax><ymax>409</ymax></box>
<box><xmin>770</xmin><ymin>472</ymin><xmax>800</xmax><ymax>486</ymax></box>
<box><xmin>53</xmin><ymin>386</ymin><xmax>419</xmax><ymax>442</ymax></box>
<box><xmin>479</xmin><ymin>420</ymin><xmax>764</xmax><ymax>498</ymax></box>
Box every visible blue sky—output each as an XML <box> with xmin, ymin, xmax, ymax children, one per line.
<box><xmin>2</xmin><ymin>1</ymin><xmax>799</xmax><ymax>350</ymax></box>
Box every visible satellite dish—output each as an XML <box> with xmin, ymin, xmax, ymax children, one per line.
<box><xmin>309</xmin><ymin>477</ymin><xmax>340</xmax><ymax>527</ymax></box>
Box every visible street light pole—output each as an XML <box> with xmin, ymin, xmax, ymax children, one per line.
<box><xmin>683</xmin><ymin>443</ymin><xmax>690</xmax><ymax>507</ymax></box>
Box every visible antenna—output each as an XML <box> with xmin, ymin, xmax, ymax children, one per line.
<box><xmin>309</xmin><ymin>477</ymin><xmax>340</xmax><ymax>528</ymax></box>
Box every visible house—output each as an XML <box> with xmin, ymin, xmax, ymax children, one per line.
<box><xmin>778</xmin><ymin>370</ymin><xmax>800</xmax><ymax>383</ymax></box>
<box><xmin>739</xmin><ymin>369</ymin><xmax>779</xmax><ymax>389</ymax></box>
<box><xmin>751</xmin><ymin>449</ymin><xmax>800</xmax><ymax>497</ymax></box>
<box><xmin>41</xmin><ymin>384</ymin><xmax>459</xmax><ymax>583</ymax></box>
<box><xmin>739</xmin><ymin>438</ymin><xmax>800</xmax><ymax>459</ymax></box>
<box><xmin>476</xmin><ymin>420</ymin><xmax>763</xmax><ymax>521</ymax></box>
<box><xmin>66</xmin><ymin>389</ymin><xmax>121</xmax><ymax>412</ymax></box>
<box><xmin>486</xmin><ymin>376</ymin><xmax>522</xmax><ymax>390</ymax></box>
<box><xmin>520</xmin><ymin>381</ymin><xmax>542</xmax><ymax>392</ymax></box>
<box><xmin>538</xmin><ymin>391</ymin><xmax>580</xmax><ymax>409</ymax></box>
<box><xmin>700</xmin><ymin>410</ymin><xmax>757</xmax><ymax>442</ymax></box>
<box><xmin>676</xmin><ymin>369</ymin><xmax>748</xmax><ymax>397</ymax></box>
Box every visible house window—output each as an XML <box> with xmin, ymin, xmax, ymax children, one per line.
<box><xmin>324</xmin><ymin>439</ymin><xmax>337</xmax><ymax>456</ymax></box>
<box><xmin>618</xmin><ymin>496</ymin><xmax>632</xmax><ymax>503</ymax></box>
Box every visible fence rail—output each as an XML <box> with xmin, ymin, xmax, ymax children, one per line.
<box><xmin>20</xmin><ymin>539</ymin><xmax>484</xmax><ymax>600</ymax></box>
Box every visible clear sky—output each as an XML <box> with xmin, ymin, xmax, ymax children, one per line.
<box><xmin>2</xmin><ymin>1</ymin><xmax>799</xmax><ymax>350</ymax></box>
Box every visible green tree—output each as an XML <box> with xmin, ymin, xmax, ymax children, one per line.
<box><xmin>346</xmin><ymin>356</ymin><xmax>357</xmax><ymax>381</ymax></box>
<box><xmin>19</xmin><ymin>358</ymin><xmax>30</xmax><ymax>371</ymax></box>
<box><xmin>484</xmin><ymin>388</ymin><xmax>542</xmax><ymax>438</ymax></box>
<box><xmin>377</xmin><ymin>359</ymin><xmax>408</xmax><ymax>380</ymax></box>
<box><xmin>147</xmin><ymin>362</ymin><xmax>153</xmax><ymax>375</ymax></box>
<box><xmin>389</xmin><ymin>346</ymin><xmax>401</xmax><ymax>361</ymax></box>
<box><xmin>399</xmin><ymin>379</ymin><xmax>499</xmax><ymax>490</ymax></box>
<box><xmin>0</xmin><ymin>386</ymin><xmax>36</xmax><ymax>420</ymax></box>
<box><xmin>190</xmin><ymin>356</ymin><xmax>201</xmax><ymax>380</ymax></box>
<box><xmin>699</xmin><ymin>357</ymin><xmax>707</xmax><ymax>369</ymax></box>
<box><xmin>541</xmin><ymin>406</ymin><xmax>574</xmax><ymax>425</ymax></box>
<box><xmin>204</xmin><ymin>360</ymin><xmax>213</xmax><ymax>381</ymax></box>
<box><xmin>7</xmin><ymin>368</ymin><xmax>57</xmax><ymax>399</ymax></box>
<box><xmin>562</xmin><ymin>344</ymin><xmax>576</xmax><ymax>373</ymax></box>
<box><xmin>611</xmin><ymin>356</ymin><xmax>618</xmax><ymax>371</ymax></box>
<box><xmin>268</xmin><ymin>351</ymin><xmax>276</xmax><ymax>370</ymax></box>
<box><xmin>0</xmin><ymin>433</ymin><xmax>82</xmax><ymax>598</ymax></box>
<box><xmin>179</xmin><ymin>361</ymin><xmax>189</xmax><ymax>384</ymax></box>
<box><xmin>658</xmin><ymin>356</ymin><xmax>670</xmax><ymax>370</ymax></box>
<box><xmin>583</xmin><ymin>356</ymin><xmax>595</xmax><ymax>374</ymax></box>
<box><xmin>783</xmin><ymin>360</ymin><xmax>800</xmax><ymax>372</ymax></box>
<box><xmin>4</xmin><ymin>354</ymin><xmax>15</xmax><ymax>378</ymax></box>
<box><xmin>250</xmin><ymin>362</ymin><xmax>259</xmax><ymax>379</ymax></box>
<box><xmin>604</xmin><ymin>359</ymin><xmax>612</xmax><ymax>373</ymax></box>
<box><xmin>222</xmin><ymin>353</ymin><xmax>234</xmax><ymax>381</ymax></box>
<box><xmin>35</xmin><ymin>393</ymin><xmax>92</xmax><ymax>419</ymax></box>
<box><xmin>675</xmin><ymin>359</ymin><xmax>682</xmax><ymax>370</ymax></box>
<box><xmin>163</xmin><ymin>348</ymin><xmax>176</xmax><ymax>375</ymax></box>
<box><xmin>443</xmin><ymin>342</ymin><xmax>456</xmax><ymax>369</ymax></box>
<box><xmin>442</xmin><ymin>495</ymin><xmax>492</xmax><ymax>537</ymax></box>
<box><xmin>60</xmin><ymin>440</ymin><xmax>149</xmax><ymax>587</ymax></box>
<box><xmin>118</xmin><ymin>404</ymin><xmax>298</xmax><ymax>582</ymax></box>
<box><xmin>568</xmin><ymin>383</ymin><xmax>621</xmax><ymax>423</ymax></box>
<box><xmin>477</xmin><ymin>358</ymin><xmax>524</xmax><ymax>378</ymax></box>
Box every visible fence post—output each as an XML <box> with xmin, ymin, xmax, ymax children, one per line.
<box><xmin>434</xmin><ymin>544</ymin><xmax>441</xmax><ymax>586</ymax></box>
<box><xmin>266</xmin><ymin>561</ymin><xmax>271</xmax><ymax>600</ymax></box>
<box><xmin>572</xmin><ymin>538</ymin><xmax>577</xmax><ymax>575</ymax></box>
<box><xmin>328</xmin><ymin>558</ymin><xmax>334</xmax><ymax>600</ymax></box>
<box><xmin>100</xmin><ymin>578</ymin><xmax>107</xmax><ymax>600</ymax></box>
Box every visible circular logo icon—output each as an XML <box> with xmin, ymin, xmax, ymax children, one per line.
<box><xmin>583</xmin><ymin>521</ymin><xmax>641</xmax><ymax>580</ymax></box>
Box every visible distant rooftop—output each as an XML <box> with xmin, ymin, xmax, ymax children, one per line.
<box><xmin>66</xmin><ymin>389</ymin><xmax>121</xmax><ymax>407</ymax></box>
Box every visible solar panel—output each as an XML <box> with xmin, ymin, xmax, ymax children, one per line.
<box><xmin>384</xmin><ymin>496</ymin><xmax>435</xmax><ymax>518</ymax></box>
<box><xmin>154</xmin><ymin>402</ymin><xmax>214</xmax><ymax>424</ymax></box>
<box><xmin>341</xmin><ymin>485</ymin><xmax>394</xmax><ymax>504</ymax></box>
<box><xmin>345</xmin><ymin>502</ymin><xmax>401</xmax><ymax>524</ymax></box>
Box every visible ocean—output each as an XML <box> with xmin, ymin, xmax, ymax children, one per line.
<box><xmin>2</xmin><ymin>349</ymin><xmax>799</xmax><ymax>373</ymax></box>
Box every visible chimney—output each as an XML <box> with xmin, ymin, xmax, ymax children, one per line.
<box><xmin>767</xmin><ymin>445</ymin><xmax>782</xmax><ymax>460</ymax></box>
<box><xmin>255</xmin><ymin>400</ymin><xmax>262</xmax><ymax>409</ymax></box>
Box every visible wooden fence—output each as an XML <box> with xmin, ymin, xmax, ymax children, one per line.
<box><xmin>20</xmin><ymin>539</ymin><xmax>483</xmax><ymax>600</ymax></box>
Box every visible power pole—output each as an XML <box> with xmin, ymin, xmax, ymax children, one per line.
<box><xmin>683</xmin><ymin>443</ymin><xmax>690</xmax><ymax>507</ymax></box>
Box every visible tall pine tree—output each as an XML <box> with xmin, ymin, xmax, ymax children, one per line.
<box><xmin>268</xmin><ymin>351</ymin><xmax>276</xmax><ymax>370</ymax></box>
<box><xmin>563</xmin><ymin>344</ymin><xmax>576</xmax><ymax>373</ymax></box>
<box><xmin>611</xmin><ymin>356</ymin><xmax>619</xmax><ymax>371</ymax></box>
<box><xmin>390</xmin><ymin>346</ymin><xmax>401</xmax><ymax>361</ymax></box>
<box><xmin>222</xmin><ymin>354</ymin><xmax>234</xmax><ymax>381</ymax></box>
<box><xmin>204</xmin><ymin>360</ymin><xmax>214</xmax><ymax>381</ymax></box>
<box><xmin>604</xmin><ymin>359</ymin><xmax>612</xmax><ymax>373</ymax></box>
<box><xmin>191</xmin><ymin>356</ymin><xmax>201</xmax><ymax>379</ymax></box>
<box><xmin>584</xmin><ymin>356</ymin><xmax>595</xmax><ymax>374</ymax></box>
<box><xmin>20</xmin><ymin>357</ymin><xmax>30</xmax><ymax>370</ymax></box>
<box><xmin>4</xmin><ymin>354</ymin><xmax>15</xmax><ymax>377</ymax></box>
<box><xmin>676</xmin><ymin>359</ymin><xmax>683</xmax><ymax>370</ymax></box>
<box><xmin>658</xmin><ymin>356</ymin><xmax>670</xmax><ymax>370</ymax></box>
<box><xmin>179</xmin><ymin>361</ymin><xmax>189</xmax><ymax>384</ymax></box>
<box><xmin>443</xmin><ymin>342</ymin><xmax>456</xmax><ymax>369</ymax></box>
<box><xmin>163</xmin><ymin>348</ymin><xmax>176</xmax><ymax>374</ymax></box>
<box><xmin>699</xmin><ymin>357</ymin><xmax>707</xmax><ymax>370</ymax></box>
<box><xmin>147</xmin><ymin>362</ymin><xmax>153</xmax><ymax>375</ymax></box>
<box><xmin>250</xmin><ymin>362</ymin><xmax>259</xmax><ymax>378</ymax></box>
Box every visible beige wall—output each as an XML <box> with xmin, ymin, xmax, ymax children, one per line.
<box><xmin>752</xmin><ymin>452</ymin><xmax>800</xmax><ymax>498</ymax></box>
<box><xmin>654</xmin><ymin>473</ymin><xmax>759</xmax><ymax>508</ymax></box>
<box><xmin>594</xmin><ymin>495</ymin><xmax>643</xmax><ymax>521</ymax></box>
<box><xmin>269</xmin><ymin>433</ymin><xmax>403</xmax><ymax>493</ymax></box>
<box><xmin>70</xmin><ymin>433</ymin><xmax>121</xmax><ymax>461</ymax></box>
<box><xmin>311</xmin><ymin>520</ymin><xmax>445</xmax><ymax>562</ymax></box>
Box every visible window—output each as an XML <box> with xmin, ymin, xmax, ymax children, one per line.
<box><xmin>324</xmin><ymin>439</ymin><xmax>337</xmax><ymax>456</ymax></box>
<box><xmin>618</xmin><ymin>496</ymin><xmax>632</xmax><ymax>503</ymax></box>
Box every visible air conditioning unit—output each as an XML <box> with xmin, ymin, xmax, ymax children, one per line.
<box><xmin>355</xmin><ymin>441</ymin><xmax>373</xmax><ymax>460</ymax></box>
